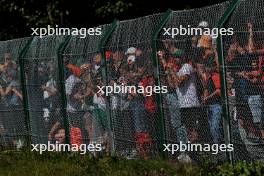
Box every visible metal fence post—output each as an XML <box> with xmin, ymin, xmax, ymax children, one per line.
<box><xmin>57</xmin><ymin>36</ymin><xmax>72</xmax><ymax>146</ymax></box>
<box><xmin>151</xmin><ymin>9</ymin><xmax>172</xmax><ymax>158</ymax></box>
<box><xmin>99</xmin><ymin>20</ymin><xmax>118</xmax><ymax>155</ymax></box>
<box><xmin>18</xmin><ymin>36</ymin><xmax>34</xmax><ymax>149</ymax></box>
<box><xmin>216</xmin><ymin>0</ymin><xmax>241</xmax><ymax>165</ymax></box>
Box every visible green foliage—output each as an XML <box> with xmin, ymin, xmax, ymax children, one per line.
<box><xmin>0</xmin><ymin>151</ymin><xmax>264</xmax><ymax>176</ymax></box>
<box><xmin>0</xmin><ymin>0</ymin><xmax>63</xmax><ymax>26</ymax></box>
<box><xmin>95</xmin><ymin>1</ymin><xmax>132</xmax><ymax>18</ymax></box>
<box><xmin>212</xmin><ymin>162</ymin><xmax>264</xmax><ymax>176</ymax></box>
<box><xmin>0</xmin><ymin>0</ymin><xmax>230</xmax><ymax>40</ymax></box>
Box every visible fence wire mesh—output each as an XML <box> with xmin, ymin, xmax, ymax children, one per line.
<box><xmin>23</xmin><ymin>36</ymin><xmax>65</xmax><ymax>144</ymax></box>
<box><xmin>223</xmin><ymin>0</ymin><xmax>264</xmax><ymax>162</ymax></box>
<box><xmin>103</xmin><ymin>13</ymin><xmax>165</xmax><ymax>159</ymax></box>
<box><xmin>0</xmin><ymin>38</ymin><xmax>30</xmax><ymax>149</ymax></box>
<box><xmin>0</xmin><ymin>0</ymin><xmax>263</xmax><ymax>164</ymax></box>
<box><xmin>63</xmin><ymin>24</ymin><xmax>113</xmax><ymax>155</ymax></box>
<box><xmin>157</xmin><ymin>1</ymin><xmax>232</xmax><ymax>163</ymax></box>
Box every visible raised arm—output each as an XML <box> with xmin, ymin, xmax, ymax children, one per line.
<box><xmin>0</xmin><ymin>85</ymin><xmax>5</xmax><ymax>96</ymax></box>
<box><xmin>247</xmin><ymin>22</ymin><xmax>255</xmax><ymax>53</ymax></box>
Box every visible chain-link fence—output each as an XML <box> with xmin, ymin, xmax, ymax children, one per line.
<box><xmin>62</xmin><ymin>24</ymin><xmax>114</xmax><ymax>155</ymax></box>
<box><xmin>0</xmin><ymin>0</ymin><xmax>263</xmax><ymax>163</ymax></box>
<box><xmin>103</xmin><ymin>14</ymin><xmax>167</xmax><ymax>159</ymax></box>
<box><xmin>0</xmin><ymin>38</ymin><xmax>29</xmax><ymax>149</ymax></box>
<box><xmin>158</xmin><ymin>1</ymin><xmax>231</xmax><ymax>163</ymax></box>
<box><xmin>22</xmin><ymin>36</ymin><xmax>65</xmax><ymax>144</ymax></box>
<box><xmin>223</xmin><ymin>0</ymin><xmax>264</xmax><ymax>163</ymax></box>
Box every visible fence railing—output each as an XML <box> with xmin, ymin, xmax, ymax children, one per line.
<box><xmin>0</xmin><ymin>0</ymin><xmax>263</xmax><ymax>164</ymax></box>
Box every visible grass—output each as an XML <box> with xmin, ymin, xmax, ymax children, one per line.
<box><xmin>0</xmin><ymin>150</ymin><xmax>264</xmax><ymax>176</ymax></box>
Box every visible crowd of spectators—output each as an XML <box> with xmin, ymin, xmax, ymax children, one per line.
<box><xmin>0</xmin><ymin>21</ymin><xmax>263</xmax><ymax>161</ymax></box>
<box><xmin>0</xmin><ymin>53</ymin><xmax>23</xmax><ymax>147</ymax></box>
<box><xmin>157</xmin><ymin>21</ymin><xmax>264</xmax><ymax>161</ymax></box>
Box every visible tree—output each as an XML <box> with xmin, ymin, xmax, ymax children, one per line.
<box><xmin>0</xmin><ymin>0</ymin><xmax>228</xmax><ymax>40</ymax></box>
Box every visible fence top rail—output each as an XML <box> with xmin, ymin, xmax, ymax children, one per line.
<box><xmin>171</xmin><ymin>0</ymin><xmax>232</xmax><ymax>14</ymax></box>
<box><xmin>0</xmin><ymin>37</ymin><xmax>31</xmax><ymax>43</ymax></box>
<box><xmin>118</xmin><ymin>12</ymin><xmax>164</xmax><ymax>23</ymax></box>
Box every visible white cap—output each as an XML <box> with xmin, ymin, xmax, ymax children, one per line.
<box><xmin>125</xmin><ymin>47</ymin><xmax>136</xmax><ymax>55</ymax></box>
<box><xmin>198</xmin><ymin>21</ymin><xmax>209</xmax><ymax>27</ymax></box>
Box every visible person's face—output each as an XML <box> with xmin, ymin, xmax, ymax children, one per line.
<box><xmin>158</xmin><ymin>50</ymin><xmax>165</xmax><ymax>59</ymax></box>
<box><xmin>121</xmin><ymin>80</ymin><xmax>127</xmax><ymax>86</ymax></box>
<box><xmin>191</xmin><ymin>37</ymin><xmax>197</xmax><ymax>47</ymax></box>
<box><xmin>205</xmin><ymin>66</ymin><xmax>209</xmax><ymax>73</ymax></box>
<box><xmin>5</xmin><ymin>58</ymin><xmax>11</xmax><ymax>64</ymax></box>
<box><xmin>113</xmin><ymin>51</ymin><xmax>122</xmax><ymax>61</ymax></box>
<box><xmin>149</xmin><ymin>77</ymin><xmax>155</xmax><ymax>86</ymax></box>
<box><xmin>38</xmin><ymin>67</ymin><xmax>46</xmax><ymax>76</ymax></box>
<box><xmin>55</xmin><ymin>129</ymin><xmax>65</xmax><ymax>144</ymax></box>
<box><xmin>252</xmin><ymin>62</ymin><xmax>258</xmax><ymax>70</ymax></box>
<box><xmin>119</xmin><ymin>68</ymin><xmax>125</xmax><ymax>75</ymax></box>
<box><xmin>94</xmin><ymin>56</ymin><xmax>101</xmax><ymax>64</ymax></box>
<box><xmin>136</xmin><ymin>49</ymin><xmax>142</xmax><ymax>57</ymax></box>
<box><xmin>7</xmin><ymin>76</ymin><xmax>13</xmax><ymax>81</ymax></box>
<box><xmin>112</xmin><ymin>52</ymin><xmax>118</xmax><ymax>61</ymax></box>
<box><xmin>127</xmin><ymin>55</ymin><xmax>135</xmax><ymax>65</ymax></box>
<box><xmin>163</xmin><ymin>41</ymin><xmax>170</xmax><ymax>49</ymax></box>
<box><xmin>196</xmin><ymin>63</ymin><xmax>205</xmax><ymax>73</ymax></box>
<box><xmin>227</xmin><ymin>78</ymin><xmax>234</xmax><ymax>89</ymax></box>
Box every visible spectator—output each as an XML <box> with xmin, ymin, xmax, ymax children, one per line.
<box><xmin>174</xmin><ymin>56</ymin><xmax>203</xmax><ymax>142</ymax></box>
<box><xmin>93</xmin><ymin>86</ymin><xmax>111</xmax><ymax>154</ymax></box>
<box><xmin>203</xmin><ymin>62</ymin><xmax>222</xmax><ymax>144</ymax></box>
<box><xmin>65</xmin><ymin>66</ymin><xmax>81</xmax><ymax>101</ymax></box>
<box><xmin>196</xmin><ymin>21</ymin><xmax>213</xmax><ymax>49</ymax></box>
<box><xmin>227</xmin><ymin>22</ymin><xmax>262</xmax><ymax>140</ymax></box>
<box><xmin>92</xmin><ymin>54</ymin><xmax>103</xmax><ymax>77</ymax></box>
<box><xmin>160</xmin><ymin>48</ymin><xmax>190</xmax><ymax>161</ymax></box>
<box><xmin>3</xmin><ymin>53</ymin><xmax>17</xmax><ymax>73</ymax></box>
<box><xmin>47</xmin><ymin>109</ymin><xmax>65</xmax><ymax>145</ymax></box>
<box><xmin>42</xmin><ymin>73</ymin><xmax>58</xmax><ymax>122</ymax></box>
<box><xmin>3</xmin><ymin>69</ymin><xmax>24</xmax><ymax>146</ymax></box>
<box><xmin>4</xmin><ymin>69</ymin><xmax>22</xmax><ymax>106</ymax></box>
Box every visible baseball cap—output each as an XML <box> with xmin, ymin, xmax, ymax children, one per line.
<box><xmin>125</xmin><ymin>47</ymin><xmax>136</xmax><ymax>55</ymax></box>
<box><xmin>198</xmin><ymin>21</ymin><xmax>209</xmax><ymax>28</ymax></box>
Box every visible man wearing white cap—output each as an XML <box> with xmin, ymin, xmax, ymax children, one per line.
<box><xmin>196</xmin><ymin>21</ymin><xmax>213</xmax><ymax>49</ymax></box>
<box><xmin>125</xmin><ymin>47</ymin><xmax>136</xmax><ymax>66</ymax></box>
